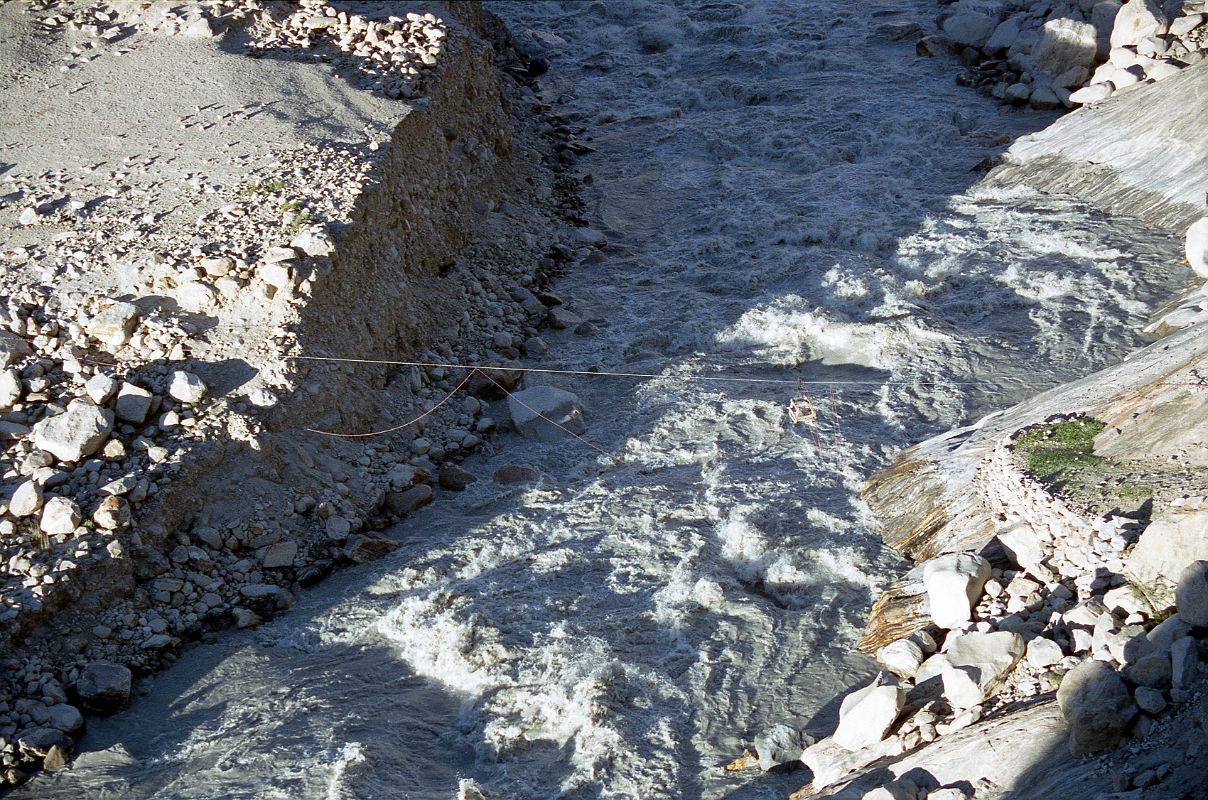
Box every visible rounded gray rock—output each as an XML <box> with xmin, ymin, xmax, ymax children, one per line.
<box><xmin>1057</xmin><ymin>659</ymin><xmax>1137</xmax><ymax>756</ymax></box>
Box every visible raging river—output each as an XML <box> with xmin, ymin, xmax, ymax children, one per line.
<box><xmin>15</xmin><ymin>1</ymin><xmax>1188</xmax><ymax>798</ymax></box>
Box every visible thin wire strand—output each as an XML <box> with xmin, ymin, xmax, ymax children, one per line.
<box><xmin>290</xmin><ymin>355</ymin><xmax>997</xmax><ymax>387</ymax></box>
<box><xmin>304</xmin><ymin>367</ymin><xmax>478</xmax><ymax>438</ymax></box>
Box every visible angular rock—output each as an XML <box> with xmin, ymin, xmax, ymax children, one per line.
<box><xmin>801</xmin><ymin>735</ymin><xmax>905</xmax><ymax>790</ymax></box>
<box><xmin>232</xmin><ymin>607</ymin><xmax>261</xmax><ymax>628</ymax></box>
<box><xmin>922</xmin><ymin>552</ymin><xmax>990</xmax><ymax>629</ymax></box>
<box><xmin>344</xmin><ymin>533</ymin><xmax>400</xmax><ymax>564</ymax></box>
<box><xmin>16</xmin><ymin>726</ymin><xmax>70</xmax><ymax>757</ymax></box>
<box><xmin>1057</xmin><ymin>659</ymin><xmax>1137</xmax><ymax>756</ymax></box>
<box><xmin>1134</xmin><ymin>686</ymin><xmax>1166</xmax><ymax>714</ymax></box>
<box><xmin>0</xmin><ymin>368</ymin><xmax>21</xmax><ymax>410</ymax></box>
<box><xmin>239</xmin><ymin>583</ymin><xmax>293</xmax><ymax>610</ymax></box>
<box><xmin>940</xmin><ymin>631</ymin><xmax>1025</xmax><ymax>710</ymax></box>
<box><xmin>261</xmin><ymin>540</ymin><xmax>298</xmax><ymax>569</ymax></box>
<box><xmin>1125</xmin><ymin>652</ymin><xmax>1172</xmax><ymax>688</ymax></box>
<box><xmin>290</xmin><ymin>226</ymin><xmax>334</xmax><ymax>256</ymax></box>
<box><xmin>386</xmin><ymin>484</ymin><xmax>433</xmax><ymax>515</ymax></box>
<box><xmin>833</xmin><ymin>673</ymin><xmax>906</xmax><ymax>752</ymax></box>
<box><xmin>0</xmin><ymin>330</ymin><xmax>31</xmax><ymax>368</ymax></box>
<box><xmin>438</xmin><ymin>464</ymin><xmax>477</xmax><ymax>491</ymax></box>
<box><xmin>493</xmin><ymin>464</ymin><xmax>539</xmax><ymax>484</ymax></box>
<box><xmin>547</xmin><ymin>305</ymin><xmax>581</xmax><ymax>330</ymax></box>
<box><xmin>92</xmin><ymin>496</ymin><xmax>131</xmax><ymax>530</ymax></box>
<box><xmin>40</xmin><ymin>496</ymin><xmax>82</xmax><ymax>535</ymax></box>
<box><xmin>84</xmin><ymin>373</ymin><xmax>118</xmax><ymax>404</ymax></box>
<box><xmin>114</xmin><ymin>382</ymin><xmax>153</xmax><ymax>424</ymax></box>
<box><xmin>8</xmin><ymin>479</ymin><xmax>43</xmax><ymax>518</ymax></box>
<box><xmin>1026</xmin><ymin>636</ymin><xmax>1065</xmax><ymax>669</ymax></box>
<box><xmin>1069</xmin><ymin>82</ymin><xmax>1114</xmax><ymax>104</ymax></box>
<box><xmin>86</xmin><ymin>302</ymin><xmax>139</xmax><ymax>349</ymax></box>
<box><xmin>168</xmin><ymin>370</ymin><xmax>208</xmax><ymax>404</ymax></box>
<box><xmin>76</xmin><ymin>662</ymin><xmax>132</xmax><ymax>714</ymax></box>
<box><xmin>754</xmin><ymin>723</ymin><xmax>812</xmax><ymax>771</ymax></box>
<box><xmin>177</xmin><ymin>281</ymin><xmax>216</xmax><ymax>313</ymax></box>
<box><xmin>1170</xmin><ymin>635</ymin><xmax>1199</xmax><ymax>691</ymax></box>
<box><xmin>508</xmin><ymin>386</ymin><xmax>586</xmax><ymax>442</ymax></box>
<box><xmin>985</xmin><ymin>17</ymin><xmax>1020</xmax><ymax>52</ymax></box>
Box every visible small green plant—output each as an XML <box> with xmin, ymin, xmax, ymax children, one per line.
<box><xmin>1013</xmin><ymin>416</ymin><xmax>1106</xmax><ymax>482</ymax></box>
<box><xmin>241</xmin><ymin>178</ymin><xmax>286</xmax><ymax>197</ymax></box>
<box><xmin>284</xmin><ymin>207</ymin><xmax>313</xmax><ymax>233</ymax></box>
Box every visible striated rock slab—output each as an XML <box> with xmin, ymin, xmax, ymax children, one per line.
<box><xmin>990</xmin><ymin>62</ymin><xmax>1208</xmax><ymax>229</ymax></box>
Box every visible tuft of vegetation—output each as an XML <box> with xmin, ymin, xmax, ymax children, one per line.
<box><xmin>240</xmin><ymin>178</ymin><xmax>286</xmax><ymax>197</ymax></box>
<box><xmin>1013</xmin><ymin>416</ymin><xmax>1106</xmax><ymax>483</ymax></box>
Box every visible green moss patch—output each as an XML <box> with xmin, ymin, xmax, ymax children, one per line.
<box><xmin>1013</xmin><ymin>416</ymin><xmax>1106</xmax><ymax>482</ymax></box>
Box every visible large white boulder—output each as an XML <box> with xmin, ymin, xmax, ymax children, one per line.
<box><xmin>1032</xmin><ymin>18</ymin><xmax>1099</xmax><ymax>75</ymax></box>
<box><xmin>1186</xmin><ymin>217</ymin><xmax>1208</xmax><ymax>278</ymax></box>
<box><xmin>31</xmin><ymin>398</ymin><xmax>114</xmax><ymax>463</ymax></box>
<box><xmin>832</xmin><ymin>673</ymin><xmax>905</xmax><ymax>752</ymax></box>
<box><xmin>507</xmin><ymin>386</ymin><xmax>586</xmax><ymax>442</ymax></box>
<box><xmin>40</xmin><ymin>496</ymin><xmax>81</xmax><ymax>536</ymax></box>
<box><xmin>922</xmin><ymin>552</ymin><xmax>991</xmax><ymax>629</ymax></box>
<box><xmin>1110</xmin><ymin>0</ymin><xmax>1165</xmax><ymax>48</ymax></box>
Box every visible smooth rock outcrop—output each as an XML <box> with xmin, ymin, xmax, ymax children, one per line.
<box><xmin>507</xmin><ymin>386</ymin><xmax>586</xmax><ymax>442</ymax></box>
<box><xmin>1056</xmin><ymin>659</ymin><xmax>1137</xmax><ymax>755</ymax></box>
<box><xmin>922</xmin><ymin>552</ymin><xmax>990</xmax><ymax>629</ymax></box>
<box><xmin>31</xmin><ymin>399</ymin><xmax>114</xmax><ymax>463</ymax></box>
